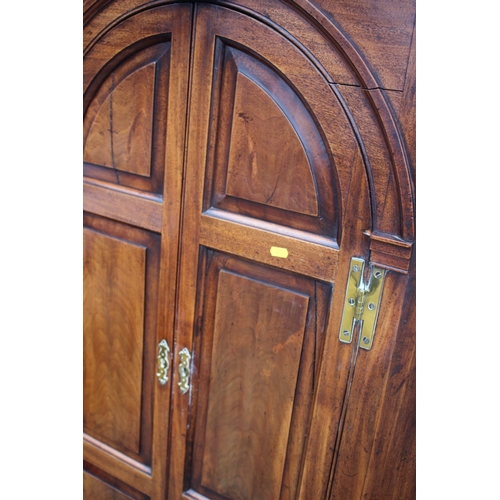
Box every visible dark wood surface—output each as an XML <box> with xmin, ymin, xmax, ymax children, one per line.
<box><xmin>83</xmin><ymin>215</ymin><xmax>160</xmax><ymax>464</ymax></box>
<box><xmin>167</xmin><ymin>5</ymin><xmax>368</xmax><ymax>497</ymax></box>
<box><xmin>84</xmin><ymin>471</ymin><xmax>134</xmax><ymax>500</ymax></box>
<box><xmin>314</xmin><ymin>0</ymin><xmax>415</xmax><ymax>90</ymax></box>
<box><xmin>84</xmin><ymin>462</ymin><xmax>151</xmax><ymax>500</ymax></box>
<box><xmin>193</xmin><ymin>258</ymin><xmax>313</xmax><ymax>500</ymax></box>
<box><xmin>83</xmin><ymin>4</ymin><xmax>193</xmax><ymax>499</ymax></box>
<box><xmin>84</xmin><ymin>1</ymin><xmax>415</xmax><ymax>499</ymax></box>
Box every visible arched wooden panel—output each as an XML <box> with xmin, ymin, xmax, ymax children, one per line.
<box><xmin>216</xmin><ymin>46</ymin><xmax>321</xmax><ymax>217</ymax></box>
<box><xmin>204</xmin><ymin>35</ymin><xmax>346</xmax><ymax>239</ymax></box>
<box><xmin>85</xmin><ymin>63</ymin><xmax>156</xmax><ymax>176</ymax></box>
<box><xmin>84</xmin><ymin>41</ymin><xmax>170</xmax><ymax>193</ymax></box>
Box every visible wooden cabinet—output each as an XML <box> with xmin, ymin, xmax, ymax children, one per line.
<box><xmin>84</xmin><ymin>2</ymin><xmax>415</xmax><ymax>499</ymax></box>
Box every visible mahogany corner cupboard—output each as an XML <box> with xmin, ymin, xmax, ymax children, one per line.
<box><xmin>83</xmin><ymin>1</ymin><xmax>416</xmax><ymax>499</ymax></box>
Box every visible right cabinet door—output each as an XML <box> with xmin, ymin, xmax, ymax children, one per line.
<box><xmin>168</xmin><ymin>5</ymin><xmax>369</xmax><ymax>500</ymax></box>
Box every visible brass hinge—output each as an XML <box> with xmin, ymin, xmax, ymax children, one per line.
<box><xmin>339</xmin><ymin>257</ymin><xmax>386</xmax><ymax>350</ymax></box>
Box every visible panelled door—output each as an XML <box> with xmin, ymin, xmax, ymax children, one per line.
<box><xmin>84</xmin><ymin>3</ymin><xmax>370</xmax><ymax>500</ymax></box>
<box><xmin>168</xmin><ymin>4</ymin><xmax>367</xmax><ymax>500</ymax></box>
<box><xmin>83</xmin><ymin>4</ymin><xmax>192</xmax><ymax>499</ymax></box>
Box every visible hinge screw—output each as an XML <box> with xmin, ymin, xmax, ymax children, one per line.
<box><xmin>343</xmin><ymin>330</ymin><xmax>350</xmax><ymax>336</ymax></box>
<box><xmin>353</xmin><ymin>265</ymin><xmax>360</xmax><ymax>272</ymax></box>
<box><xmin>362</xmin><ymin>337</ymin><xmax>369</xmax><ymax>344</ymax></box>
<box><xmin>374</xmin><ymin>271</ymin><xmax>382</xmax><ymax>279</ymax></box>
<box><xmin>348</xmin><ymin>298</ymin><xmax>355</xmax><ymax>306</ymax></box>
<box><xmin>368</xmin><ymin>303</ymin><xmax>375</xmax><ymax>310</ymax></box>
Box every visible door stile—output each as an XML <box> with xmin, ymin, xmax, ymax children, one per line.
<box><xmin>151</xmin><ymin>5</ymin><xmax>194</xmax><ymax>500</ymax></box>
<box><xmin>167</xmin><ymin>3</ymin><xmax>215</xmax><ymax>498</ymax></box>
<box><xmin>83</xmin><ymin>4</ymin><xmax>194</xmax><ymax>499</ymax></box>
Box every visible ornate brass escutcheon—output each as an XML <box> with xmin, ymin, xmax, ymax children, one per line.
<box><xmin>178</xmin><ymin>347</ymin><xmax>191</xmax><ymax>395</ymax></box>
<box><xmin>157</xmin><ymin>339</ymin><xmax>170</xmax><ymax>385</ymax></box>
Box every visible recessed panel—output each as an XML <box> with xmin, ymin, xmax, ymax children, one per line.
<box><xmin>207</xmin><ymin>44</ymin><xmax>336</xmax><ymax>237</ymax></box>
<box><xmin>85</xmin><ymin>63</ymin><xmax>155</xmax><ymax>177</ymax></box>
<box><xmin>226</xmin><ymin>71</ymin><xmax>318</xmax><ymax>216</ymax></box>
<box><xmin>187</xmin><ymin>254</ymin><xmax>332</xmax><ymax>500</ymax></box>
<box><xmin>84</xmin><ymin>97</ymin><xmax>114</xmax><ymax>169</ymax></box>
<box><xmin>84</xmin><ymin>42</ymin><xmax>171</xmax><ymax>193</ymax></box>
<box><xmin>201</xmin><ymin>270</ymin><xmax>308</xmax><ymax>500</ymax></box>
<box><xmin>83</xmin><ymin>214</ymin><xmax>160</xmax><ymax>465</ymax></box>
<box><xmin>83</xmin><ymin>228</ymin><xmax>146</xmax><ymax>455</ymax></box>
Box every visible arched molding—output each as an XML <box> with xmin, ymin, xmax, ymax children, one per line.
<box><xmin>84</xmin><ymin>0</ymin><xmax>415</xmax><ymax>270</ymax></box>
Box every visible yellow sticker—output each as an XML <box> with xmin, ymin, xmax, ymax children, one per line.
<box><xmin>270</xmin><ymin>246</ymin><xmax>288</xmax><ymax>258</ymax></box>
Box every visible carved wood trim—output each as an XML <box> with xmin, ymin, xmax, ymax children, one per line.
<box><xmin>368</xmin><ymin>232</ymin><xmax>413</xmax><ymax>273</ymax></box>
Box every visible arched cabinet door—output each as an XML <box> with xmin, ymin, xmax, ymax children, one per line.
<box><xmin>169</xmin><ymin>4</ymin><xmax>371</xmax><ymax>500</ymax></box>
<box><xmin>85</xmin><ymin>2</ymin><xmax>413</xmax><ymax>500</ymax></box>
<box><xmin>83</xmin><ymin>4</ymin><xmax>192</xmax><ymax>499</ymax></box>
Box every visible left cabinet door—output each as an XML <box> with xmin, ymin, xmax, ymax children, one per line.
<box><xmin>83</xmin><ymin>5</ymin><xmax>193</xmax><ymax>499</ymax></box>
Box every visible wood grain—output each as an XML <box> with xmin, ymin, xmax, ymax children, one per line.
<box><xmin>296</xmin><ymin>148</ymin><xmax>372</xmax><ymax>499</ymax></box>
<box><xmin>84</xmin><ymin>461</ymin><xmax>151</xmax><ymax>500</ymax></box>
<box><xmin>83</xmin><ymin>212</ymin><xmax>161</xmax><ymax>471</ymax></box>
<box><xmin>227</xmin><ymin>71</ymin><xmax>317</xmax><ymax>215</ymax></box>
<box><xmin>328</xmin><ymin>270</ymin><xmax>413</xmax><ymax>499</ymax></box>
<box><xmin>201</xmin><ymin>270</ymin><xmax>308</xmax><ymax>500</ymax></box>
<box><xmin>358</xmin><ymin>256</ymin><xmax>415</xmax><ymax>499</ymax></box>
<box><xmin>84</xmin><ymin>24</ymin><xmax>171</xmax><ymax>194</ymax></box>
<box><xmin>201</xmin><ymin>14</ymin><xmax>346</xmax><ymax>240</ymax></box>
<box><xmin>84</xmin><ymin>63</ymin><xmax>155</xmax><ymax>177</ymax></box>
<box><xmin>83</xmin><ymin>228</ymin><xmax>146</xmax><ymax>455</ymax></box>
<box><xmin>83</xmin><ymin>2</ymin><xmax>416</xmax><ymax>499</ymax></box>
<box><xmin>84</xmin><ymin>471</ymin><xmax>133</xmax><ymax>500</ymax></box>
<box><xmin>396</xmin><ymin>21</ymin><xmax>416</xmax><ymax>185</ymax></box>
<box><xmin>110</xmin><ymin>64</ymin><xmax>155</xmax><ymax>176</ymax></box>
<box><xmin>168</xmin><ymin>5</ymin><xmax>355</xmax><ymax>497</ymax></box>
<box><xmin>84</xmin><ymin>6</ymin><xmax>193</xmax><ymax>499</ymax></box>
<box><xmin>149</xmin><ymin>5</ymin><xmax>193</xmax><ymax>499</ymax></box>
<box><xmin>200</xmin><ymin>209</ymin><xmax>339</xmax><ymax>282</ymax></box>
<box><xmin>84</xmin><ymin>0</ymin><xmax>415</xmax><ymax>242</ymax></box>
<box><xmin>84</xmin><ymin>96</ymin><xmax>114</xmax><ymax>169</ymax></box>
<box><xmin>217</xmin><ymin>46</ymin><xmax>322</xmax><ymax>217</ymax></box>
<box><xmin>314</xmin><ymin>0</ymin><xmax>415</xmax><ymax>90</ymax></box>
<box><xmin>188</xmin><ymin>254</ymin><xmax>333</xmax><ymax>500</ymax></box>
<box><xmin>83</xmin><ymin>179</ymin><xmax>162</xmax><ymax>233</ymax></box>
<box><xmin>84</xmin><ymin>438</ymin><xmax>152</xmax><ymax>497</ymax></box>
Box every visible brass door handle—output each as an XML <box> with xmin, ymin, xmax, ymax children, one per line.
<box><xmin>157</xmin><ymin>339</ymin><xmax>170</xmax><ymax>385</ymax></box>
<box><xmin>178</xmin><ymin>347</ymin><xmax>191</xmax><ymax>394</ymax></box>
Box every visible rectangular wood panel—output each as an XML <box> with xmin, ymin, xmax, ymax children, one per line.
<box><xmin>83</xmin><ymin>214</ymin><xmax>160</xmax><ymax>468</ymax></box>
<box><xmin>84</xmin><ymin>228</ymin><xmax>146</xmax><ymax>455</ymax></box>
<box><xmin>200</xmin><ymin>270</ymin><xmax>309</xmax><ymax>500</ymax></box>
<box><xmin>185</xmin><ymin>254</ymin><xmax>333</xmax><ymax>500</ymax></box>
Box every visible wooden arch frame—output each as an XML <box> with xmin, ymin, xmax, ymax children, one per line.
<box><xmin>84</xmin><ymin>0</ymin><xmax>415</xmax><ymax>272</ymax></box>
